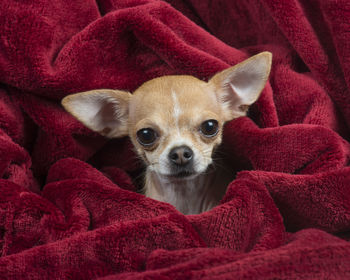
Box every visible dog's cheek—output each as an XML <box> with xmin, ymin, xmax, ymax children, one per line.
<box><xmin>156</xmin><ymin>148</ymin><xmax>172</xmax><ymax>174</ymax></box>
<box><xmin>191</xmin><ymin>145</ymin><xmax>210</xmax><ymax>173</ymax></box>
<box><xmin>144</xmin><ymin>151</ymin><xmax>155</xmax><ymax>165</ymax></box>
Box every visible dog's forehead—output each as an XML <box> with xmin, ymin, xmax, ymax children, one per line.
<box><xmin>130</xmin><ymin>75</ymin><xmax>219</xmax><ymax>119</ymax></box>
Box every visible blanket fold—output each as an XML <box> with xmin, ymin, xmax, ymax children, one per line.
<box><xmin>0</xmin><ymin>0</ymin><xmax>350</xmax><ymax>279</ymax></box>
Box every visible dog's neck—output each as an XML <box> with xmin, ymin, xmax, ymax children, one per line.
<box><xmin>144</xmin><ymin>165</ymin><xmax>231</xmax><ymax>215</ymax></box>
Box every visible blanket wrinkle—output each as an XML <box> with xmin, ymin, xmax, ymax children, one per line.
<box><xmin>0</xmin><ymin>0</ymin><xmax>350</xmax><ymax>279</ymax></box>
<box><xmin>237</xmin><ymin>168</ymin><xmax>350</xmax><ymax>233</ymax></box>
<box><xmin>0</xmin><ymin>214</ymin><xmax>205</xmax><ymax>279</ymax></box>
<box><xmin>107</xmin><ymin>229</ymin><xmax>350</xmax><ymax>279</ymax></box>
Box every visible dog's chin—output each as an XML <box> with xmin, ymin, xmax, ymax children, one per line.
<box><xmin>165</xmin><ymin>165</ymin><xmax>210</xmax><ymax>180</ymax></box>
<box><xmin>150</xmin><ymin>163</ymin><xmax>211</xmax><ymax>181</ymax></box>
<box><xmin>171</xmin><ymin>170</ymin><xmax>197</xmax><ymax>179</ymax></box>
<box><xmin>166</xmin><ymin>171</ymin><xmax>199</xmax><ymax>181</ymax></box>
<box><xmin>154</xmin><ymin>170</ymin><xmax>200</xmax><ymax>181</ymax></box>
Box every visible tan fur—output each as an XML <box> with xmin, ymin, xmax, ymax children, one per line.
<box><xmin>61</xmin><ymin>52</ymin><xmax>272</xmax><ymax>215</ymax></box>
<box><xmin>128</xmin><ymin>76</ymin><xmax>224</xmax><ymax>168</ymax></box>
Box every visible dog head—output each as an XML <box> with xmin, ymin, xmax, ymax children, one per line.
<box><xmin>62</xmin><ymin>52</ymin><xmax>272</xmax><ymax>179</ymax></box>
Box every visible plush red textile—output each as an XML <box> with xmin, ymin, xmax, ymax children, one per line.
<box><xmin>0</xmin><ymin>0</ymin><xmax>350</xmax><ymax>278</ymax></box>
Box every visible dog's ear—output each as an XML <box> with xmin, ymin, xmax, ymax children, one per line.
<box><xmin>209</xmin><ymin>52</ymin><xmax>272</xmax><ymax>121</ymax></box>
<box><xmin>62</xmin><ymin>89</ymin><xmax>132</xmax><ymax>138</ymax></box>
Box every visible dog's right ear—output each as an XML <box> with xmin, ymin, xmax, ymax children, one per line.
<box><xmin>61</xmin><ymin>89</ymin><xmax>132</xmax><ymax>138</ymax></box>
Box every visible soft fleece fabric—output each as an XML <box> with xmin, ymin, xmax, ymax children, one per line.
<box><xmin>1</xmin><ymin>0</ymin><xmax>350</xmax><ymax>279</ymax></box>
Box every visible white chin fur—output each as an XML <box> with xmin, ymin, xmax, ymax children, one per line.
<box><xmin>147</xmin><ymin>156</ymin><xmax>212</xmax><ymax>177</ymax></box>
<box><xmin>148</xmin><ymin>160</ymin><xmax>212</xmax><ymax>178</ymax></box>
<box><xmin>151</xmin><ymin>172</ymin><xmax>201</xmax><ymax>183</ymax></box>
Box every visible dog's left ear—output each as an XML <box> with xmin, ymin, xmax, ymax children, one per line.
<box><xmin>209</xmin><ymin>52</ymin><xmax>272</xmax><ymax>121</ymax></box>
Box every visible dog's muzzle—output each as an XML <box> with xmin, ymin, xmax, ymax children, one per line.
<box><xmin>168</xmin><ymin>145</ymin><xmax>195</xmax><ymax>177</ymax></box>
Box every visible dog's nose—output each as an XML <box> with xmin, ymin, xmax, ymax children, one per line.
<box><xmin>168</xmin><ymin>146</ymin><xmax>193</xmax><ymax>166</ymax></box>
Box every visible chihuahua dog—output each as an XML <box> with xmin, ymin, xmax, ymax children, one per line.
<box><xmin>62</xmin><ymin>52</ymin><xmax>272</xmax><ymax>214</ymax></box>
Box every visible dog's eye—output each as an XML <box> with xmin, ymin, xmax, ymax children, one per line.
<box><xmin>200</xmin><ymin>119</ymin><xmax>219</xmax><ymax>137</ymax></box>
<box><xmin>136</xmin><ymin>128</ymin><xmax>157</xmax><ymax>146</ymax></box>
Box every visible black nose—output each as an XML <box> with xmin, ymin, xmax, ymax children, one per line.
<box><xmin>168</xmin><ymin>146</ymin><xmax>193</xmax><ymax>166</ymax></box>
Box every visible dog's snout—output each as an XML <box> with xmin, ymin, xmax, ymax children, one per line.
<box><xmin>168</xmin><ymin>145</ymin><xmax>193</xmax><ymax>166</ymax></box>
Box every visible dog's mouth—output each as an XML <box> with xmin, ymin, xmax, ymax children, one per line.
<box><xmin>172</xmin><ymin>170</ymin><xmax>196</xmax><ymax>178</ymax></box>
<box><xmin>164</xmin><ymin>167</ymin><xmax>201</xmax><ymax>180</ymax></box>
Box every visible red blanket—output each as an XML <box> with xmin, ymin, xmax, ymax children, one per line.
<box><xmin>1</xmin><ymin>0</ymin><xmax>350</xmax><ymax>279</ymax></box>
